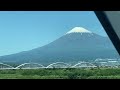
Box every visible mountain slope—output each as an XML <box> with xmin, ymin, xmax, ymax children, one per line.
<box><xmin>0</xmin><ymin>27</ymin><xmax>119</xmax><ymax>64</ymax></box>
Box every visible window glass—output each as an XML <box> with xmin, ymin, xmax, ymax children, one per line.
<box><xmin>0</xmin><ymin>11</ymin><xmax>119</xmax><ymax>68</ymax></box>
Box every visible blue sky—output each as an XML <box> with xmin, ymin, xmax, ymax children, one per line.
<box><xmin>0</xmin><ymin>11</ymin><xmax>108</xmax><ymax>56</ymax></box>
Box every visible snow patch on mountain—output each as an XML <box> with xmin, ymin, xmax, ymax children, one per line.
<box><xmin>66</xmin><ymin>27</ymin><xmax>92</xmax><ymax>34</ymax></box>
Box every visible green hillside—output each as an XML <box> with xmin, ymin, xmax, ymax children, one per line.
<box><xmin>0</xmin><ymin>68</ymin><xmax>120</xmax><ymax>79</ymax></box>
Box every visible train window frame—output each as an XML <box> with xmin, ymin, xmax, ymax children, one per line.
<box><xmin>95</xmin><ymin>11</ymin><xmax>120</xmax><ymax>55</ymax></box>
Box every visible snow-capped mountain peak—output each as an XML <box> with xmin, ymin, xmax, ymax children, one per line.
<box><xmin>66</xmin><ymin>27</ymin><xmax>92</xmax><ymax>34</ymax></box>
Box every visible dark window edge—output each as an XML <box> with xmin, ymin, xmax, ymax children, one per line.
<box><xmin>94</xmin><ymin>11</ymin><xmax>120</xmax><ymax>55</ymax></box>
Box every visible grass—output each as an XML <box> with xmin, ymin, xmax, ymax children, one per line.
<box><xmin>0</xmin><ymin>68</ymin><xmax>120</xmax><ymax>79</ymax></box>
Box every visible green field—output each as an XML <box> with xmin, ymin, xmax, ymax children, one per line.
<box><xmin>0</xmin><ymin>68</ymin><xmax>120</xmax><ymax>79</ymax></box>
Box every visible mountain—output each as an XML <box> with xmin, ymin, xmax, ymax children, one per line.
<box><xmin>0</xmin><ymin>27</ymin><xmax>119</xmax><ymax>65</ymax></box>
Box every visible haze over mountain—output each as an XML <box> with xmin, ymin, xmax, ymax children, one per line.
<box><xmin>0</xmin><ymin>27</ymin><xmax>119</xmax><ymax>65</ymax></box>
